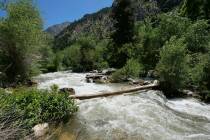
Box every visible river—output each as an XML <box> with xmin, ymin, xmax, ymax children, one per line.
<box><xmin>35</xmin><ymin>71</ymin><xmax>210</xmax><ymax>140</ymax></box>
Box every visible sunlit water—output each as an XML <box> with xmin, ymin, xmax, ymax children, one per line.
<box><xmin>34</xmin><ymin>71</ymin><xmax>131</xmax><ymax>96</ymax></box>
<box><xmin>35</xmin><ymin>71</ymin><xmax>210</xmax><ymax>140</ymax></box>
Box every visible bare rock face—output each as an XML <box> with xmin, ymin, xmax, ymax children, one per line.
<box><xmin>59</xmin><ymin>88</ymin><xmax>76</xmax><ymax>95</ymax></box>
<box><xmin>32</xmin><ymin>123</ymin><xmax>49</xmax><ymax>138</ymax></box>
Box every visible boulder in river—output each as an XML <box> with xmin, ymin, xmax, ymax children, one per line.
<box><xmin>26</xmin><ymin>79</ymin><xmax>38</xmax><ymax>86</ymax></box>
<box><xmin>128</xmin><ymin>78</ymin><xmax>145</xmax><ymax>85</ymax></box>
<box><xmin>59</xmin><ymin>88</ymin><xmax>75</xmax><ymax>95</ymax></box>
<box><xmin>153</xmin><ymin>80</ymin><xmax>160</xmax><ymax>85</ymax></box>
<box><xmin>102</xmin><ymin>68</ymin><xmax>116</xmax><ymax>75</ymax></box>
<box><xmin>94</xmin><ymin>76</ymin><xmax>110</xmax><ymax>84</ymax></box>
<box><xmin>89</xmin><ymin>70</ymin><xmax>99</xmax><ymax>73</ymax></box>
<box><xmin>86</xmin><ymin>74</ymin><xmax>110</xmax><ymax>84</ymax></box>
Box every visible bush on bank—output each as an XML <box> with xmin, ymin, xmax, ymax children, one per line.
<box><xmin>0</xmin><ymin>87</ymin><xmax>78</xmax><ymax>139</ymax></box>
<box><xmin>111</xmin><ymin>59</ymin><xmax>144</xmax><ymax>82</ymax></box>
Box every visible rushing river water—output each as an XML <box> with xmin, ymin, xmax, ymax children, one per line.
<box><xmin>35</xmin><ymin>71</ymin><xmax>210</xmax><ymax>140</ymax></box>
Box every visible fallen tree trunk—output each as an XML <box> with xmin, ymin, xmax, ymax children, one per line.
<box><xmin>70</xmin><ymin>82</ymin><xmax>159</xmax><ymax>100</ymax></box>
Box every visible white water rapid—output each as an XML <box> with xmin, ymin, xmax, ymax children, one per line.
<box><xmin>35</xmin><ymin>71</ymin><xmax>210</xmax><ymax>140</ymax></box>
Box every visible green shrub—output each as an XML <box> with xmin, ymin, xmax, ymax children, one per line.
<box><xmin>48</xmin><ymin>52</ymin><xmax>64</xmax><ymax>72</ymax></box>
<box><xmin>0</xmin><ymin>87</ymin><xmax>78</xmax><ymax>130</ymax></box>
<box><xmin>135</xmin><ymin>21</ymin><xmax>162</xmax><ymax>71</ymax></box>
<box><xmin>111</xmin><ymin>69</ymin><xmax>125</xmax><ymax>82</ymax></box>
<box><xmin>0</xmin><ymin>0</ymin><xmax>47</xmax><ymax>83</ymax></box>
<box><xmin>62</xmin><ymin>44</ymin><xmax>81</xmax><ymax>71</ymax></box>
<box><xmin>62</xmin><ymin>38</ymin><xmax>108</xmax><ymax>72</ymax></box>
<box><xmin>156</xmin><ymin>37</ymin><xmax>189</xmax><ymax>97</ymax></box>
<box><xmin>111</xmin><ymin>59</ymin><xmax>144</xmax><ymax>82</ymax></box>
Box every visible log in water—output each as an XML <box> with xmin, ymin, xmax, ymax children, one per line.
<box><xmin>70</xmin><ymin>83</ymin><xmax>159</xmax><ymax>100</ymax></box>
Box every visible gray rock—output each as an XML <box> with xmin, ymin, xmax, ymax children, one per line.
<box><xmin>32</xmin><ymin>123</ymin><xmax>49</xmax><ymax>138</ymax></box>
<box><xmin>59</xmin><ymin>88</ymin><xmax>75</xmax><ymax>95</ymax></box>
<box><xmin>153</xmin><ymin>80</ymin><xmax>160</xmax><ymax>85</ymax></box>
<box><xmin>128</xmin><ymin>78</ymin><xmax>144</xmax><ymax>85</ymax></box>
<box><xmin>89</xmin><ymin>70</ymin><xmax>99</xmax><ymax>73</ymax></box>
<box><xmin>102</xmin><ymin>68</ymin><xmax>116</xmax><ymax>75</ymax></box>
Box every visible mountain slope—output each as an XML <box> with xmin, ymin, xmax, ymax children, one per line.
<box><xmin>45</xmin><ymin>22</ymin><xmax>71</xmax><ymax>36</ymax></box>
<box><xmin>54</xmin><ymin>0</ymin><xmax>182</xmax><ymax>49</ymax></box>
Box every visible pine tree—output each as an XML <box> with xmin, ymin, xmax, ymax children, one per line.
<box><xmin>111</xmin><ymin>0</ymin><xmax>135</xmax><ymax>45</ymax></box>
<box><xmin>108</xmin><ymin>0</ymin><xmax>135</xmax><ymax>68</ymax></box>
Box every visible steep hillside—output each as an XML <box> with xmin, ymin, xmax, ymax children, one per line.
<box><xmin>54</xmin><ymin>7</ymin><xmax>111</xmax><ymax>49</ymax></box>
<box><xmin>45</xmin><ymin>22</ymin><xmax>71</xmax><ymax>36</ymax></box>
<box><xmin>54</xmin><ymin>0</ymin><xmax>182</xmax><ymax>49</ymax></box>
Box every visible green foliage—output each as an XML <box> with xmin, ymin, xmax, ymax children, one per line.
<box><xmin>156</xmin><ymin>0</ymin><xmax>182</xmax><ymax>12</ymax></box>
<box><xmin>62</xmin><ymin>38</ymin><xmax>108</xmax><ymax>72</ymax></box>
<box><xmin>108</xmin><ymin>0</ymin><xmax>135</xmax><ymax>68</ymax></box>
<box><xmin>0</xmin><ymin>87</ymin><xmax>78</xmax><ymax>129</ymax></box>
<box><xmin>185</xmin><ymin>21</ymin><xmax>210</xmax><ymax>93</ymax></box>
<box><xmin>112</xmin><ymin>59</ymin><xmax>143</xmax><ymax>82</ymax></box>
<box><xmin>94</xmin><ymin>41</ymin><xmax>109</xmax><ymax>70</ymax></box>
<box><xmin>180</xmin><ymin>0</ymin><xmax>210</xmax><ymax>20</ymax></box>
<box><xmin>107</xmin><ymin>43</ymin><xmax>135</xmax><ymax>68</ymax></box>
<box><xmin>184</xmin><ymin>20</ymin><xmax>210</xmax><ymax>53</ymax></box>
<box><xmin>79</xmin><ymin>38</ymin><xmax>97</xmax><ymax>71</ymax></box>
<box><xmin>156</xmin><ymin>37</ymin><xmax>189</xmax><ymax>96</ymax></box>
<box><xmin>158</xmin><ymin>14</ymin><xmax>190</xmax><ymax>42</ymax></box>
<box><xmin>188</xmin><ymin>54</ymin><xmax>209</xmax><ymax>87</ymax></box>
<box><xmin>38</xmin><ymin>34</ymin><xmax>55</xmax><ymax>73</ymax></box>
<box><xmin>122</xmin><ymin>59</ymin><xmax>143</xmax><ymax>79</ymax></box>
<box><xmin>62</xmin><ymin>44</ymin><xmax>82</xmax><ymax>71</ymax></box>
<box><xmin>135</xmin><ymin>21</ymin><xmax>161</xmax><ymax>71</ymax></box>
<box><xmin>52</xmin><ymin>52</ymin><xmax>64</xmax><ymax>71</ymax></box>
<box><xmin>50</xmin><ymin>84</ymin><xmax>59</xmax><ymax>93</ymax></box>
<box><xmin>111</xmin><ymin>0</ymin><xmax>135</xmax><ymax>45</ymax></box>
<box><xmin>0</xmin><ymin>0</ymin><xmax>47</xmax><ymax>84</ymax></box>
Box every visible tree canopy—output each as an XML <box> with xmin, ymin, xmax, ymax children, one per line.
<box><xmin>0</xmin><ymin>0</ymin><xmax>46</xmax><ymax>84</ymax></box>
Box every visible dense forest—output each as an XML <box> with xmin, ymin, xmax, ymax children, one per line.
<box><xmin>0</xmin><ymin>0</ymin><xmax>210</xmax><ymax>139</ymax></box>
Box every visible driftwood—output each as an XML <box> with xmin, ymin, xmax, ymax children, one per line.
<box><xmin>70</xmin><ymin>82</ymin><xmax>159</xmax><ymax>100</ymax></box>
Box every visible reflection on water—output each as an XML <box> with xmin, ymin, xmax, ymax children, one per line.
<box><xmin>35</xmin><ymin>72</ymin><xmax>210</xmax><ymax>140</ymax></box>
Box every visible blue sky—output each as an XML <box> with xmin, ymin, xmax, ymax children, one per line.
<box><xmin>37</xmin><ymin>0</ymin><xmax>113</xmax><ymax>29</ymax></box>
<box><xmin>0</xmin><ymin>0</ymin><xmax>113</xmax><ymax>29</ymax></box>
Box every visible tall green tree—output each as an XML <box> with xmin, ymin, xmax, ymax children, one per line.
<box><xmin>108</xmin><ymin>0</ymin><xmax>135</xmax><ymax>68</ymax></box>
<box><xmin>0</xmin><ymin>0</ymin><xmax>45</xmax><ymax>84</ymax></box>
<box><xmin>111</xmin><ymin>0</ymin><xmax>135</xmax><ymax>45</ymax></box>
<box><xmin>156</xmin><ymin>37</ymin><xmax>189</xmax><ymax>97</ymax></box>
